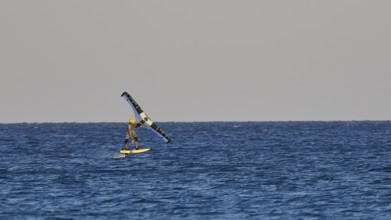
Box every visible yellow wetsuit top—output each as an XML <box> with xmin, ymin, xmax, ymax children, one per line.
<box><xmin>126</xmin><ymin>123</ymin><xmax>137</xmax><ymax>140</ymax></box>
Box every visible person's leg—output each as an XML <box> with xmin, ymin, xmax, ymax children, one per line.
<box><xmin>124</xmin><ymin>139</ymin><xmax>129</xmax><ymax>149</ymax></box>
<box><xmin>134</xmin><ymin>137</ymin><xmax>139</xmax><ymax>150</ymax></box>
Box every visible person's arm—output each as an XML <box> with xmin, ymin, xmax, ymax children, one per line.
<box><xmin>136</xmin><ymin>120</ymin><xmax>144</xmax><ymax>128</ymax></box>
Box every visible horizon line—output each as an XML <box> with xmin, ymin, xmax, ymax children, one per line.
<box><xmin>1</xmin><ymin>120</ymin><xmax>390</xmax><ymax>124</ymax></box>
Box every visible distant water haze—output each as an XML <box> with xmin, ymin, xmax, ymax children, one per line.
<box><xmin>1</xmin><ymin>1</ymin><xmax>390</xmax><ymax>123</ymax></box>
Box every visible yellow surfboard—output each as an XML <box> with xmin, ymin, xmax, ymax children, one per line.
<box><xmin>120</xmin><ymin>148</ymin><xmax>150</xmax><ymax>154</ymax></box>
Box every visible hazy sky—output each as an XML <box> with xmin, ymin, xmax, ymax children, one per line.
<box><xmin>1</xmin><ymin>0</ymin><xmax>390</xmax><ymax>122</ymax></box>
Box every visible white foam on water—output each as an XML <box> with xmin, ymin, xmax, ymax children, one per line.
<box><xmin>112</xmin><ymin>153</ymin><xmax>126</xmax><ymax>159</ymax></box>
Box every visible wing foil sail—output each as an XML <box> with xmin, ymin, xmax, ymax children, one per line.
<box><xmin>121</xmin><ymin>91</ymin><xmax>172</xmax><ymax>143</ymax></box>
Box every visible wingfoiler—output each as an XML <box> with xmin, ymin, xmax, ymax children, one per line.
<box><xmin>121</xmin><ymin>91</ymin><xmax>171</xmax><ymax>143</ymax></box>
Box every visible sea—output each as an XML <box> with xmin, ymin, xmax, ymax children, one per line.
<box><xmin>1</xmin><ymin>121</ymin><xmax>391</xmax><ymax>219</ymax></box>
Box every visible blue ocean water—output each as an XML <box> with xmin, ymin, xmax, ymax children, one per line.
<box><xmin>1</xmin><ymin>121</ymin><xmax>391</xmax><ymax>219</ymax></box>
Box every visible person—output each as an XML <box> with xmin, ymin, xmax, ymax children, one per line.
<box><xmin>123</xmin><ymin>118</ymin><xmax>144</xmax><ymax>150</ymax></box>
